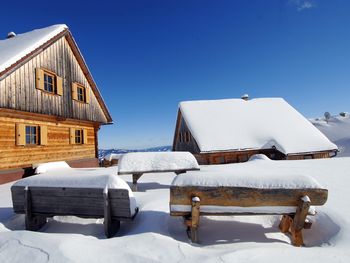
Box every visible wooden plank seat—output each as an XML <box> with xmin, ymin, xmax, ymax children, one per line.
<box><xmin>118</xmin><ymin>152</ymin><xmax>200</xmax><ymax>191</ymax></box>
<box><xmin>11</xmin><ymin>185</ymin><xmax>138</xmax><ymax>238</ymax></box>
<box><xmin>169</xmin><ymin>172</ymin><xmax>328</xmax><ymax>246</ymax></box>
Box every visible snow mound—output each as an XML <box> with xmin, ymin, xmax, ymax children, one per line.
<box><xmin>311</xmin><ymin>114</ymin><xmax>350</xmax><ymax>157</ymax></box>
<box><xmin>118</xmin><ymin>152</ymin><xmax>199</xmax><ymax>173</ymax></box>
<box><xmin>248</xmin><ymin>154</ymin><xmax>271</xmax><ymax>162</ymax></box>
<box><xmin>33</xmin><ymin>161</ymin><xmax>71</xmax><ymax>174</ymax></box>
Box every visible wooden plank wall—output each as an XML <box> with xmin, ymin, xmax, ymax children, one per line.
<box><xmin>173</xmin><ymin>114</ymin><xmax>201</xmax><ymax>153</ymax></box>
<box><xmin>0</xmin><ymin>37</ymin><xmax>107</xmax><ymax>123</ymax></box>
<box><xmin>0</xmin><ymin>116</ymin><xmax>96</xmax><ymax>170</ymax></box>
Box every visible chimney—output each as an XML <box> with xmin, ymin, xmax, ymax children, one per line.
<box><xmin>241</xmin><ymin>94</ymin><xmax>249</xmax><ymax>101</ymax></box>
<box><xmin>7</xmin><ymin>32</ymin><xmax>16</xmax><ymax>39</ymax></box>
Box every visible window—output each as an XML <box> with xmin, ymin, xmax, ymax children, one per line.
<box><xmin>36</xmin><ymin>68</ymin><xmax>63</xmax><ymax>95</ymax></box>
<box><xmin>16</xmin><ymin>124</ymin><xmax>47</xmax><ymax>146</ymax></box>
<box><xmin>25</xmin><ymin>126</ymin><xmax>39</xmax><ymax>145</ymax></box>
<box><xmin>72</xmin><ymin>83</ymin><xmax>89</xmax><ymax>103</ymax></box>
<box><xmin>75</xmin><ymin>129</ymin><xmax>83</xmax><ymax>144</ymax></box>
<box><xmin>185</xmin><ymin>132</ymin><xmax>190</xmax><ymax>142</ymax></box>
<box><xmin>77</xmin><ymin>85</ymin><xmax>85</xmax><ymax>102</ymax></box>
<box><xmin>70</xmin><ymin>128</ymin><xmax>87</xmax><ymax>145</ymax></box>
<box><xmin>43</xmin><ymin>71</ymin><xmax>56</xmax><ymax>93</ymax></box>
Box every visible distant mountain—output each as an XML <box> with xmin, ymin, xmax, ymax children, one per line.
<box><xmin>311</xmin><ymin>113</ymin><xmax>350</xmax><ymax>157</ymax></box>
<box><xmin>98</xmin><ymin>146</ymin><xmax>172</xmax><ymax>159</ymax></box>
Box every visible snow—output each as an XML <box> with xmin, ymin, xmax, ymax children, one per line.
<box><xmin>104</xmin><ymin>153</ymin><xmax>123</xmax><ymax>162</ymax></box>
<box><xmin>118</xmin><ymin>152</ymin><xmax>199</xmax><ymax>173</ymax></box>
<box><xmin>33</xmin><ymin>161</ymin><xmax>71</xmax><ymax>174</ymax></box>
<box><xmin>13</xmin><ymin>166</ymin><xmax>137</xmax><ymax>216</ymax></box>
<box><xmin>311</xmin><ymin>114</ymin><xmax>350</xmax><ymax>157</ymax></box>
<box><xmin>1</xmin><ymin>157</ymin><xmax>350</xmax><ymax>262</ymax></box>
<box><xmin>0</xmin><ymin>24</ymin><xmax>67</xmax><ymax>73</ymax></box>
<box><xmin>179</xmin><ymin>98</ymin><xmax>338</xmax><ymax>154</ymax></box>
<box><xmin>170</xmin><ymin>205</ymin><xmax>316</xmax><ymax>215</ymax></box>
<box><xmin>172</xmin><ymin>159</ymin><xmax>323</xmax><ymax>189</ymax></box>
<box><xmin>171</xmin><ymin>158</ymin><xmax>321</xmax><ymax>214</ymax></box>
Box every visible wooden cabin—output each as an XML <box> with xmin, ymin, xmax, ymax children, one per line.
<box><xmin>173</xmin><ymin>97</ymin><xmax>338</xmax><ymax>165</ymax></box>
<box><xmin>0</xmin><ymin>25</ymin><xmax>112</xmax><ymax>183</ymax></box>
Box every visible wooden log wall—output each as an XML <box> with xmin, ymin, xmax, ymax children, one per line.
<box><xmin>0</xmin><ymin>37</ymin><xmax>107</xmax><ymax>123</ymax></box>
<box><xmin>173</xmin><ymin>112</ymin><xmax>201</xmax><ymax>153</ymax></box>
<box><xmin>0</xmin><ymin>114</ymin><xmax>96</xmax><ymax>170</ymax></box>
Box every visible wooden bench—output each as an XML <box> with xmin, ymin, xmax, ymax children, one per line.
<box><xmin>118</xmin><ymin>152</ymin><xmax>200</xmax><ymax>191</ymax></box>
<box><xmin>119</xmin><ymin>168</ymin><xmax>199</xmax><ymax>191</ymax></box>
<box><xmin>170</xmin><ymin>185</ymin><xmax>328</xmax><ymax>246</ymax></box>
<box><xmin>11</xmin><ymin>185</ymin><xmax>138</xmax><ymax>238</ymax></box>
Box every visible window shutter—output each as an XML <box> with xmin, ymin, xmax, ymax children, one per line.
<box><xmin>56</xmin><ymin>76</ymin><xmax>63</xmax><ymax>96</ymax></box>
<box><xmin>83</xmin><ymin>129</ymin><xmax>88</xmax><ymax>144</ymax></box>
<box><xmin>16</xmin><ymin>124</ymin><xmax>26</xmax><ymax>146</ymax></box>
<box><xmin>40</xmin><ymin>126</ymin><xmax>48</xmax><ymax>145</ymax></box>
<box><xmin>70</xmin><ymin>128</ymin><xmax>75</xmax><ymax>144</ymax></box>
<box><xmin>35</xmin><ymin>68</ymin><xmax>44</xmax><ymax>90</ymax></box>
<box><xmin>71</xmin><ymin>83</ymin><xmax>78</xmax><ymax>100</ymax></box>
<box><xmin>85</xmin><ymin>87</ymin><xmax>90</xmax><ymax>104</ymax></box>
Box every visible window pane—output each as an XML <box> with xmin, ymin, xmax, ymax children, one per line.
<box><xmin>47</xmin><ymin>75</ymin><xmax>53</xmax><ymax>84</ymax></box>
<box><xmin>26</xmin><ymin>135</ymin><xmax>31</xmax><ymax>144</ymax></box>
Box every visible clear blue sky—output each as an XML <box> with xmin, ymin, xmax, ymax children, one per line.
<box><xmin>1</xmin><ymin>0</ymin><xmax>349</xmax><ymax>149</ymax></box>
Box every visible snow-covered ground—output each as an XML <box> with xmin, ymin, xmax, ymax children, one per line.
<box><xmin>311</xmin><ymin>114</ymin><xmax>350</xmax><ymax>157</ymax></box>
<box><xmin>1</xmin><ymin>157</ymin><xmax>350</xmax><ymax>262</ymax></box>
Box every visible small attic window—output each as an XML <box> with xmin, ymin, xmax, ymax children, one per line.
<box><xmin>44</xmin><ymin>71</ymin><xmax>57</xmax><ymax>93</ymax></box>
<box><xmin>77</xmin><ymin>85</ymin><xmax>86</xmax><ymax>102</ymax></box>
<box><xmin>72</xmin><ymin>83</ymin><xmax>89</xmax><ymax>103</ymax></box>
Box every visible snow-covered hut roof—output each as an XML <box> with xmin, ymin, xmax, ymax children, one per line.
<box><xmin>0</xmin><ymin>24</ymin><xmax>112</xmax><ymax>123</ymax></box>
<box><xmin>179</xmin><ymin>98</ymin><xmax>338</xmax><ymax>155</ymax></box>
<box><xmin>0</xmin><ymin>24</ymin><xmax>67</xmax><ymax>74</ymax></box>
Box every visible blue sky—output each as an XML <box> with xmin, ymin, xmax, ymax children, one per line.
<box><xmin>1</xmin><ymin>0</ymin><xmax>349</xmax><ymax>149</ymax></box>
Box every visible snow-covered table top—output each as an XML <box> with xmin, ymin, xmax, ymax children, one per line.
<box><xmin>14</xmin><ymin>166</ymin><xmax>133</xmax><ymax>196</ymax></box>
<box><xmin>172</xmin><ymin>171</ymin><xmax>322</xmax><ymax>189</ymax></box>
<box><xmin>118</xmin><ymin>152</ymin><xmax>200</xmax><ymax>174</ymax></box>
<box><xmin>172</xmin><ymin>155</ymin><xmax>324</xmax><ymax>189</ymax></box>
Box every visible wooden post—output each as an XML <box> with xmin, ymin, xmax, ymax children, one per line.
<box><xmin>291</xmin><ymin>195</ymin><xmax>311</xmax><ymax>247</ymax></box>
<box><xmin>103</xmin><ymin>188</ymin><xmax>120</xmax><ymax>238</ymax></box>
<box><xmin>190</xmin><ymin>196</ymin><xmax>200</xmax><ymax>243</ymax></box>
<box><xmin>132</xmin><ymin>173</ymin><xmax>143</xmax><ymax>192</ymax></box>
<box><xmin>279</xmin><ymin>215</ymin><xmax>292</xmax><ymax>233</ymax></box>
<box><xmin>24</xmin><ymin>186</ymin><xmax>46</xmax><ymax>231</ymax></box>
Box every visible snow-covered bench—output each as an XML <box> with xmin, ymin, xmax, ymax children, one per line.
<box><xmin>11</xmin><ymin>162</ymin><xmax>138</xmax><ymax>238</ymax></box>
<box><xmin>118</xmin><ymin>152</ymin><xmax>200</xmax><ymax>191</ymax></box>
<box><xmin>169</xmin><ymin>170</ymin><xmax>328</xmax><ymax>246</ymax></box>
<box><xmin>102</xmin><ymin>153</ymin><xmax>123</xmax><ymax>167</ymax></box>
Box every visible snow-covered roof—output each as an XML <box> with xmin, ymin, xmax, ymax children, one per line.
<box><xmin>179</xmin><ymin>98</ymin><xmax>338</xmax><ymax>154</ymax></box>
<box><xmin>0</xmin><ymin>24</ymin><xmax>67</xmax><ymax>73</ymax></box>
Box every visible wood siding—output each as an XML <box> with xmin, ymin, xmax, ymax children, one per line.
<box><xmin>173</xmin><ymin>110</ymin><xmax>201</xmax><ymax>153</ymax></box>
<box><xmin>0</xmin><ymin>37</ymin><xmax>108</xmax><ymax>123</ymax></box>
<box><xmin>0</xmin><ymin>114</ymin><xmax>97</xmax><ymax>170</ymax></box>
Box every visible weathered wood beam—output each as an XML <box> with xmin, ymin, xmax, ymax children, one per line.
<box><xmin>170</xmin><ymin>186</ymin><xmax>328</xmax><ymax>207</ymax></box>
<box><xmin>24</xmin><ymin>186</ymin><xmax>47</xmax><ymax>231</ymax></box>
<box><xmin>103</xmin><ymin>188</ymin><xmax>120</xmax><ymax>238</ymax></box>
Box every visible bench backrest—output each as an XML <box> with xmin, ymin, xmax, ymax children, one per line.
<box><xmin>170</xmin><ymin>186</ymin><xmax>328</xmax><ymax>207</ymax></box>
<box><xmin>11</xmin><ymin>185</ymin><xmax>132</xmax><ymax>219</ymax></box>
